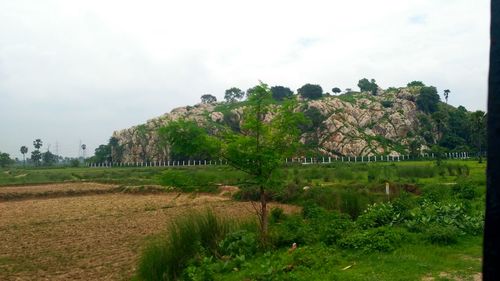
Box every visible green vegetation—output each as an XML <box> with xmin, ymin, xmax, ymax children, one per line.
<box><xmin>136</xmin><ymin>210</ymin><xmax>235</xmax><ymax>281</ymax></box>
<box><xmin>0</xmin><ymin>159</ymin><xmax>485</xmax><ymax>280</ymax></box>
<box><xmin>224</xmin><ymin>87</ymin><xmax>245</xmax><ymax>103</ymax></box>
<box><xmin>200</xmin><ymin>94</ymin><xmax>217</xmax><ymax>104</ymax></box>
<box><xmin>416</xmin><ymin>86</ymin><xmax>440</xmax><ymax>113</ymax></box>
<box><xmin>331</xmin><ymin>87</ymin><xmax>341</xmax><ymax>95</ymax></box>
<box><xmin>297</xmin><ymin>83</ymin><xmax>323</xmax><ymax>100</ymax></box>
<box><xmin>0</xmin><ymin>151</ymin><xmax>14</xmax><ymax>167</ymax></box>
<box><xmin>270</xmin><ymin>86</ymin><xmax>294</xmax><ymax>101</ymax></box>
<box><xmin>357</xmin><ymin>78</ymin><xmax>378</xmax><ymax>95</ymax></box>
<box><xmin>158</xmin><ymin>83</ymin><xmax>308</xmax><ymax>239</ymax></box>
<box><xmin>131</xmin><ymin>160</ymin><xmax>485</xmax><ymax>281</ymax></box>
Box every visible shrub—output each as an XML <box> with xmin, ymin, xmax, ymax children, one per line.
<box><xmin>381</xmin><ymin>100</ymin><xmax>394</xmax><ymax>108</ymax></box>
<box><xmin>318</xmin><ymin>212</ymin><xmax>355</xmax><ymax>245</ymax></box>
<box><xmin>452</xmin><ymin>182</ymin><xmax>477</xmax><ymax>200</ymax></box>
<box><xmin>270</xmin><ymin>207</ymin><xmax>286</xmax><ymax>223</ymax></box>
<box><xmin>339</xmin><ymin>190</ymin><xmax>363</xmax><ymax>219</ymax></box>
<box><xmin>269</xmin><ymin>215</ymin><xmax>310</xmax><ymax>247</ymax></box>
<box><xmin>405</xmin><ymin>200</ymin><xmax>484</xmax><ymax>236</ymax></box>
<box><xmin>338</xmin><ymin>227</ymin><xmax>403</xmax><ymax>252</ymax></box>
<box><xmin>423</xmin><ymin>225</ymin><xmax>460</xmax><ymax>245</ymax></box>
<box><xmin>136</xmin><ymin>210</ymin><xmax>232</xmax><ymax>281</ymax></box>
<box><xmin>219</xmin><ymin>230</ymin><xmax>257</xmax><ymax>257</ymax></box>
<box><xmin>357</xmin><ymin>202</ymin><xmax>401</xmax><ymax>229</ymax></box>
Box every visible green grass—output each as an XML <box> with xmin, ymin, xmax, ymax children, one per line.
<box><xmin>131</xmin><ymin>159</ymin><xmax>485</xmax><ymax>281</ymax></box>
<box><xmin>135</xmin><ymin>210</ymin><xmax>238</xmax><ymax>281</ymax></box>
<box><xmin>213</xmin><ymin>236</ymin><xmax>481</xmax><ymax>281</ymax></box>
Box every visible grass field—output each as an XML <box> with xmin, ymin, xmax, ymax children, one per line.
<box><xmin>0</xmin><ymin>160</ymin><xmax>486</xmax><ymax>280</ymax></box>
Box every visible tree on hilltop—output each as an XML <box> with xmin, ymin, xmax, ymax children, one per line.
<box><xmin>407</xmin><ymin>81</ymin><xmax>426</xmax><ymax>87</ymax></box>
<box><xmin>270</xmin><ymin>86</ymin><xmax>293</xmax><ymax>101</ymax></box>
<box><xmin>331</xmin><ymin>87</ymin><xmax>342</xmax><ymax>95</ymax></box>
<box><xmin>298</xmin><ymin>84</ymin><xmax>323</xmax><ymax>99</ymax></box>
<box><xmin>416</xmin><ymin>86</ymin><xmax>440</xmax><ymax>113</ymax></box>
<box><xmin>224</xmin><ymin>87</ymin><xmax>245</xmax><ymax>103</ymax></box>
<box><xmin>443</xmin><ymin>89</ymin><xmax>450</xmax><ymax>104</ymax></box>
<box><xmin>201</xmin><ymin>94</ymin><xmax>217</xmax><ymax>104</ymax></box>
<box><xmin>357</xmin><ymin>78</ymin><xmax>378</xmax><ymax>95</ymax></box>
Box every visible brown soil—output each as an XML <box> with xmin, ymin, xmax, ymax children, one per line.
<box><xmin>0</xmin><ymin>186</ymin><xmax>298</xmax><ymax>280</ymax></box>
<box><xmin>0</xmin><ymin>182</ymin><xmax>117</xmax><ymax>194</ymax></box>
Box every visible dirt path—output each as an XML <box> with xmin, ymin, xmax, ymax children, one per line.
<box><xmin>0</xmin><ymin>188</ymin><xmax>298</xmax><ymax>280</ymax></box>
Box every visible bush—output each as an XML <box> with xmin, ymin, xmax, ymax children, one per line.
<box><xmin>269</xmin><ymin>215</ymin><xmax>311</xmax><ymax>247</ymax></box>
<box><xmin>452</xmin><ymin>182</ymin><xmax>477</xmax><ymax>200</ymax></box>
<box><xmin>423</xmin><ymin>225</ymin><xmax>460</xmax><ymax>245</ymax></box>
<box><xmin>219</xmin><ymin>230</ymin><xmax>257</xmax><ymax>257</ymax></box>
<box><xmin>357</xmin><ymin>202</ymin><xmax>401</xmax><ymax>229</ymax></box>
<box><xmin>136</xmin><ymin>210</ymin><xmax>232</xmax><ymax>281</ymax></box>
<box><xmin>338</xmin><ymin>227</ymin><xmax>403</xmax><ymax>252</ymax></box>
<box><xmin>270</xmin><ymin>207</ymin><xmax>286</xmax><ymax>223</ymax></box>
<box><xmin>381</xmin><ymin>100</ymin><xmax>394</xmax><ymax>108</ymax></box>
<box><xmin>405</xmin><ymin>200</ymin><xmax>483</xmax><ymax>236</ymax></box>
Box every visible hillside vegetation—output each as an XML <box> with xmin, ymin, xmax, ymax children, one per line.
<box><xmin>95</xmin><ymin>81</ymin><xmax>485</xmax><ymax>164</ymax></box>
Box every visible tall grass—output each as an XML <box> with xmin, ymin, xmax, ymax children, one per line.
<box><xmin>136</xmin><ymin>210</ymin><xmax>233</xmax><ymax>281</ymax></box>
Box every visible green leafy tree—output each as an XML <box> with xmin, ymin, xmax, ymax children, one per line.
<box><xmin>409</xmin><ymin>140</ymin><xmax>421</xmax><ymax>157</ymax></box>
<box><xmin>469</xmin><ymin>110</ymin><xmax>486</xmax><ymax>160</ymax></box>
<box><xmin>298</xmin><ymin>83</ymin><xmax>323</xmax><ymax>99</ymax></box>
<box><xmin>93</xmin><ymin>144</ymin><xmax>111</xmax><ymax>163</ymax></box>
<box><xmin>0</xmin><ymin>152</ymin><xmax>13</xmax><ymax>167</ymax></box>
<box><xmin>443</xmin><ymin>89</ymin><xmax>450</xmax><ymax>104</ymax></box>
<box><xmin>109</xmin><ymin>137</ymin><xmax>123</xmax><ymax>163</ymax></box>
<box><xmin>158</xmin><ymin>119</ymin><xmax>217</xmax><ymax>160</ymax></box>
<box><xmin>33</xmin><ymin>139</ymin><xmax>42</xmax><ymax>150</ymax></box>
<box><xmin>201</xmin><ymin>94</ymin><xmax>217</xmax><ymax>104</ymax></box>
<box><xmin>431</xmin><ymin>109</ymin><xmax>449</xmax><ymax>141</ymax></box>
<box><xmin>20</xmin><ymin>146</ymin><xmax>28</xmax><ymax>166</ymax></box>
<box><xmin>31</xmin><ymin>139</ymin><xmax>43</xmax><ymax>166</ymax></box>
<box><xmin>270</xmin><ymin>86</ymin><xmax>293</xmax><ymax>101</ymax></box>
<box><xmin>331</xmin><ymin>87</ymin><xmax>342</xmax><ymax>95</ymax></box>
<box><xmin>357</xmin><ymin>78</ymin><xmax>378</xmax><ymax>95</ymax></box>
<box><xmin>416</xmin><ymin>86</ymin><xmax>440</xmax><ymax>113</ymax></box>
<box><xmin>42</xmin><ymin>151</ymin><xmax>57</xmax><ymax>166</ymax></box>
<box><xmin>31</xmin><ymin>150</ymin><xmax>42</xmax><ymax>165</ymax></box>
<box><xmin>224</xmin><ymin>87</ymin><xmax>244</xmax><ymax>103</ymax></box>
<box><xmin>407</xmin><ymin>81</ymin><xmax>426</xmax><ymax>87</ymax></box>
<box><xmin>136</xmin><ymin>124</ymin><xmax>149</xmax><ymax>162</ymax></box>
<box><xmin>159</xmin><ymin>83</ymin><xmax>307</xmax><ymax>240</ymax></box>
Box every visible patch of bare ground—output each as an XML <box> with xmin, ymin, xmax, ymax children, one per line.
<box><xmin>0</xmin><ymin>190</ymin><xmax>298</xmax><ymax>280</ymax></box>
<box><xmin>421</xmin><ymin>272</ymin><xmax>482</xmax><ymax>281</ymax></box>
<box><xmin>0</xmin><ymin>183</ymin><xmax>119</xmax><ymax>201</ymax></box>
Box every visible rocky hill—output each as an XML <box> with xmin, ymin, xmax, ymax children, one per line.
<box><xmin>111</xmin><ymin>86</ymin><xmax>447</xmax><ymax>162</ymax></box>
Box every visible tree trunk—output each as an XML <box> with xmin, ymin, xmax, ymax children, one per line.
<box><xmin>259</xmin><ymin>186</ymin><xmax>268</xmax><ymax>243</ymax></box>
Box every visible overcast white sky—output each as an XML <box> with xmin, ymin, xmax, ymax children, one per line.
<box><xmin>0</xmin><ymin>0</ymin><xmax>490</xmax><ymax>158</ymax></box>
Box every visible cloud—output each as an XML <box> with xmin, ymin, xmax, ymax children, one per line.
<box><xmin>0</xmin><ymin>0</ymin><xmax>490</xmax><ymax>158</ymax></box>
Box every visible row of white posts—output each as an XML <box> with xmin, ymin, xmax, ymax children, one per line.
<box><xmin>87</xmin><ymin>159</ymin><xmax>229</xmax><ymax>168</ymax></box>
<box><xmin>87</xmin><ymin>152</ymin><xmax>471</xmax><ymax>168</ymax></box>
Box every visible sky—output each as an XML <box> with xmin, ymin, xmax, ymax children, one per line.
<box><xmin>0</xmin><ymin>0</ymin><xmax>490</xmax><ymax>158</ymax></box>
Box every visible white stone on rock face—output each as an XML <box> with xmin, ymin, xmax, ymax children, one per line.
<box><xmin>210</xmin><ymin>112</ymin><xmax>224</xmax><ymax>122</ymax></box>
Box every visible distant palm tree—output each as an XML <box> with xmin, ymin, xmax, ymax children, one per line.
<box><xmin>443</xmin><ymin>89</ymin><xmax>450</xmax><ymax>104</ymax></box>
<box><xmin>33</xmin><ymin>139</ymin><xmax>43</xmax><ymax>150</ymax></box>
<box><xmin>20</xmin><ymin>146</ymin><xmax>28</xmax><ymax>166</ymax></box>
